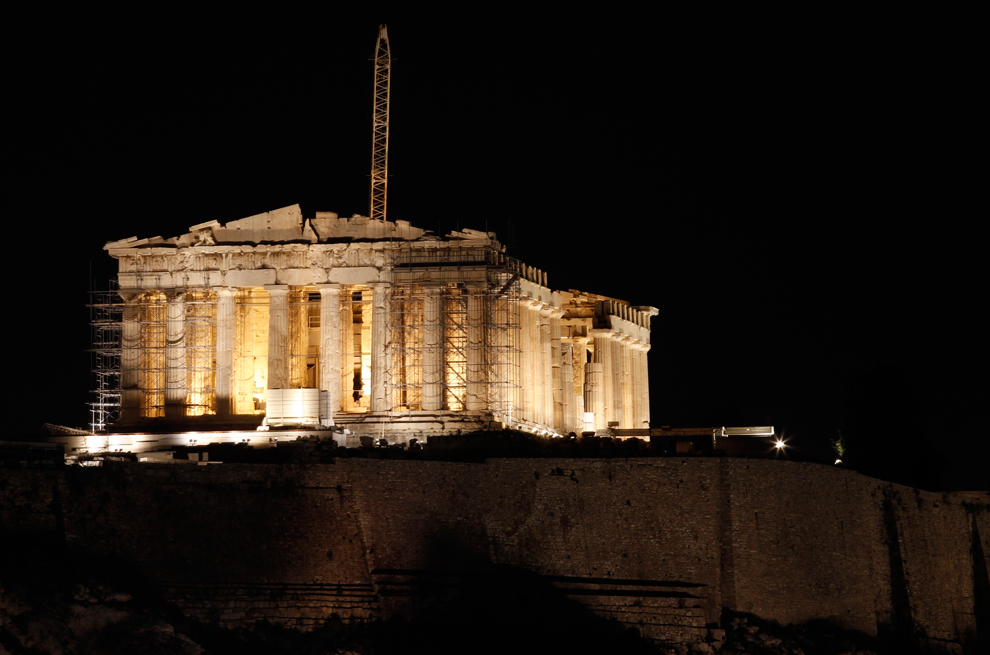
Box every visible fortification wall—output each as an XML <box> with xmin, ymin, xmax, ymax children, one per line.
<box><xmin>346</xmin><ymin>459</ymin><xmax>723</xmax><ymax>642</ymax></box>
<box><xmin>1</xmin><ymin>464</ymin><xmax>377</xmax><ymax>628</ymax></box>
<box><xmin>0</xmin><ymin>458</ymin><xmax>985</xmax><ymax>648</ymax></box>
<box><xmin>882</xmin><ymin>481</ymin><xmax>988</xmax><ymax>646</ymax></box>
<box><xmin>721</xmin><ymin>460</ymin><xmax>884</xmax><ymax>633</ymax></box>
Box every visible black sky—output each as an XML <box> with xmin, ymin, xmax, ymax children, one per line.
<box><xmin>4</xmin><ymin>4</ymin><xmax>985</xmax><ymax>488</ymax></box>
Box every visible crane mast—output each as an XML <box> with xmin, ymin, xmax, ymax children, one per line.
<box><xmin>370</xmin><ymin>25</ymin><xmax>390</xmax><ymax>222</ymax></box>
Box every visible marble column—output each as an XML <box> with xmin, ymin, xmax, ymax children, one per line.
<box><xmin>370</xmin><ymin>283</ymin><xmax>392</xmax><ymax>413</ymax></box>
<box><xmin>538</xmin><ymin>305</ymin><xmax>553</xmax><ymax>428</ymax></box>
<box><xmin>529</xmin><ymin>303</ymin><xmax>541</xmax><ymax>425</ymax></box>
<box><xmin>550</xmin><ymin>307</ymin><xmax>563</xmax><ymax>432</ymax></box>
<box><xmin>590</xmin><ymin>329</ymin><xmax>612</xmax><ymax>429</ymax></box>
<box><xmin>340</xmin><ymin>292</ymin><xmax>355</xmax><ymax>411</ymax></box>
<box><xmin>561</xmin><ymin>342</ymin><xmax>574</xmax><ymax>434</ymax></box>
<box><xmin>120</xmin><ymin>292</ymin><xmax>141</xmax><ymax>421</ymax></box>
<box><xmin>422</xmin><ymin>288</ymin><xmax>443</xmax><ymax>411</ymax></box>
<box><xmin>265</xmin><ymin>285</ymin><xmax>289</xmax><ymax>390</ymax></box>
<box><xmin>466</xmin><ymin>288</ymin><xmax>486</xmax><ymax>411</ymax></box>
<box><xmin>214</xmin><ymin>288</ymin><xmax>235</xmax><ymax>417</ymax></box>
<box><xmin>164</xmin><ymin>290</ymin><xmax>186</xmax><ymax>420</ymax></box>
<box><xmin>610</xmin><ymin>332</ymin><xmax>624</xmax><ymax>427</ymax></box>
<box><xmin>519</xmin><ymin>300</ymin><xmax>534</xmax><ymax>422</ymax></box>
<box><xmin>622</xmin><ymin>336</ymin><xmax>634</xmax><ymax>429</ymax></box>
<box><xmin>584</xmin><ymin>362</ymin><xmax>605</xmax><ymax>431</ymax></box>
<box><xmin>630</xmin><ymin>341</ymin><xmax>642</xmax><ymax>430</ymax></box>
<box><xmin>489</xmin><ymin>294</ymin><xmax>509</xmax><ymax>419</ymax></box>
<box><xmin>318</xmin><ymin>285</ymin><xmax>342</xmax><ymax>416</ymax></box>
<box><xmin>640</xmin><ymin>343</ymin><xmax>652</xmax><ymax>428</ymax></box>
<box><xmin>509</xmin><ymin>300</ymin><xmax>523</xmax><ymax>424</ymax></box>
<box><xmin>571</xmin><ymin>336</ymin><xmax>589</xmax><ymax>431</ymax></box>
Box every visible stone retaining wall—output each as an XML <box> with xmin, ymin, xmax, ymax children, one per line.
<box><xmin>1</xmin><ymin>458</ymin><xmax>986</xmax><ymax>648</ymax></box>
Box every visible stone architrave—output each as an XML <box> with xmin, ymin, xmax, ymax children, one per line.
<box><xmin>370</xmin><ymin>283</ymin><xmax>392</xmax><ymax>413</ymax></box>
<box><xmin>318</xmin><ymin>285</ymin><xmax>342</xmax><ymax>415</ymax></box>
<box><xmin>214</xmin><ymin>288</ymin><xmax>235</xmax><ymax>416</ymax></box>
<box><xmin>265</xmin><ymin>286</ymin><xmax>289</xmax><ymax>390</ymax></box>
<box><xmin>164</xmin><ymin>290</ymin><xmax>186</xmax><ymax>420</ymax></box>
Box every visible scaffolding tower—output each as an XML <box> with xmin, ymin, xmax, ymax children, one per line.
<box><xmin>391</xmin><ymin>244</ymin><xmax>521</xmax><ymax>424</ymax></box>
<box><xmin>88</xmin><ymin>283</ymin><xmax>123</xmax><ymax>433</ymax></box>
<box><xmin>89</xmin><ymin>287</ymin><xmax>223</xmax><ymax>430</ymax></box>
<box><xmin>90</xmin><ymin>246</ymin><xmax>523</xmax><ymax>431</ymax></box>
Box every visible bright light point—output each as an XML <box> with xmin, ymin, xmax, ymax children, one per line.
<box><xmin>775</xmin><ymin>440</ymin><xmax>785</xmax><ymax>450</ymax></box>
<box><xmin>835</xmin><ymin>459</ymin><xmax>842</xmax><ymax>465</ymax></box>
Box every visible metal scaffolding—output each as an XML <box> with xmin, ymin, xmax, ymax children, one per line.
<box><xmin>89</xmin><ymin>287</ymin><xmax>220</xmax><ymax>429</ymax></box>
<box><xmin>391</xmin><ymin>244</ymin><xmax>521</xmax><ymax>423</ymax></box>
<box><xmin>340</xmin><ymin>287</ymin><xmax>374</xmax><ymax>412</ymax></box>
<box><xmin>184</xmin><ymin>289</ymin><xmax>218</xmax><ymax>417</ymax></box>
<box><xmin>88</xmin><ymin>283</ymin><xmax>123</xmax><ymax>433</ymax></box>
<box><xmin>289</xmin><ymin>289</ymin><xmax>320</xmax><ymax>390</ymax></box>
<box><xmin>90</xmin><ymin>244</ymin><xmax>523</xmax><ymax>431</ymax></box>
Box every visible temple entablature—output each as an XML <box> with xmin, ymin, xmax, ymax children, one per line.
<box><xmin>519</xmin><ymin>276</ymin><xmax>554</xmax><ymax>307</ymax></box>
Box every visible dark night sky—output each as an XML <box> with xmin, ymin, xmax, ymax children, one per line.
<box><xmin>4</xmin><ymin>5</ymin><xmax>985</xmax><ymax>488</ymax></box>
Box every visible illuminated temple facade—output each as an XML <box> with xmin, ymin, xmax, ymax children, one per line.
<box><xmin>103</xmin><ymin>204</ymin><xmax>656</xmax><ymax>438</ymax></box>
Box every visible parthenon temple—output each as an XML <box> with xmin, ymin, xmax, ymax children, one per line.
<box><xmin>99</xmin><ymin>204</ymin><xmax>657</xmax><ymax>439</ymax></box>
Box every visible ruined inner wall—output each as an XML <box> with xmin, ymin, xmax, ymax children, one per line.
<box><xmin>1</xmin><ymin>460</ymin><xmax>986</xmax><ymax>645</ymax></box>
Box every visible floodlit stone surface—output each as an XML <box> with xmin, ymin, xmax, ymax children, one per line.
<box><xmin>105</xmin><ymin>207</ymin><xmax>656</xmax><ymax>437</ymax></box>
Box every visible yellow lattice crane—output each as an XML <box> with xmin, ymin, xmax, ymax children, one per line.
<box><xmin>370</xmin><ymin>25</ymin><xmax>390</xmax><ymax>222</ymax></box>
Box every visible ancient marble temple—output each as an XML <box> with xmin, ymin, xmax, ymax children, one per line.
<box><xmin>104</xmin><ymin>204</ymin><xmax>656</xmax><ymax>439</ymax></box>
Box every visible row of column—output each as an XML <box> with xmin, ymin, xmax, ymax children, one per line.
<box><xmin>256</xmin><ymin>282</ymin><xmax>489</xmax><ymax>418</ymax></box>
<box><xmin>517</xmin><ymin>299</ymin><xmax>565</xmax><ymax>432</ymax></box>
<box><xmin>121</xmin><ymin>289</ymin><xmax>224</xmax><ymax>420</ymax></box>
<box><xmin>126</xmin><ymin>282</ymin><xmax>500</xmax><ymax>422</ymax></box>
<box><xmin>238</xmin><ymin>283</ymin><xmax>385</xmax><ymax>417</ymax></box>
<box><xmin>122</xmin><ymin>285</ymin><xmax>650</xmax><ymax>431</ymax></box>
<box><xmin>417</xmin><ymin>287</ymin><xmax>486</xmax><ymax>412</ymax></box>
<box><xmin>122</xmin><ymin>285</ymin><xmax>353</xmax><ymax>420</ymax></box>
<box><xmin>584</xmin><ymin>329</ymin><xmax>650</xmax><ymax>431</ymax></box>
